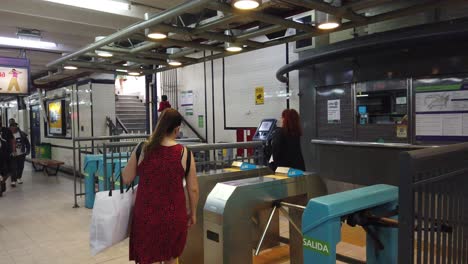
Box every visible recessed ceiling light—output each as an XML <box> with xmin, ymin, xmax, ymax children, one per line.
<box><xmin>147</xmin><ymin>32</ymin><xmax>167</xmax><ymax>40</ymax></box>
<box><xmin>96</xmin><ymin>50</ymin><xmax>113</xmax><ymax>57</ymax></box>
<box><xmin>232</xmin><ymin>0</ymin><xmax>261</xmax><ymax>10</ymax></box>
<box><xmin>64</xmin><ymin>65</ymin><xmax>77</xmax><ymax>70</ymax></box>
<box><xmin>0</xmin><ymin>36</ymin><xmax>57</xmax><ymax>49</ymax></box>
<box><xmin>116</xmin><ymin>69</ymin><xmax>128</xmax><ymax>73</ymax></box>
<box><xmin>167</xmin><ymin>60</ymin><xmax>182</xmax><ymax>67</ymax></box>
<box><xmin>225</xmin><ymin>43</ymin><xmax>243</xmax><ymax>52</ymax></box>
<box><xmin>318</xmin><ymin>22</ymin><xmax>340</xmax><ymax>30</ymax></box>
<box><xmin>44</xmin><ymin>0</ymin><xmax>130</xmax><ymax>12</ymax></box>
<box><xmin>128</xmin><ymin>71</ymin><xmax>140</xmax><ymax>76</ymax></box>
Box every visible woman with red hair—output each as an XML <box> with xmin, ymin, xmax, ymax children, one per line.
<box><xmin>270</xmin><ymin>109</ymin><xmax>306</xmax><ymax>171</ymax></box>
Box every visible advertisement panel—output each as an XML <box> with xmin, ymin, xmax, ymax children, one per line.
<box><xmin>0</xmin><ymin>57</ymin><xmax>30</xmax><ymax>95</ymax></box>
<box><xmin>47</xmin><ymin>100</ymin><xmax>65</xmax><ymax>135</ymax></box>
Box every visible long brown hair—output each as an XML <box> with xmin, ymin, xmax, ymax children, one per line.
<box><xmin>282</xmin><ymin>109</ymin><xmax>302</xmax><ymax>137</ymax></box>
<box><xmin>144</xmin><ymin>108</ymin><xmax>182</xmax><ymax>152</ymax></box>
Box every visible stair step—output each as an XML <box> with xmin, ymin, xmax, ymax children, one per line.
<box><xmin>117</xmin><ymin>95</ymin><xmax>139</xmax><ymax>99</ymax></box>
<box><xmin>116</xmin><ymin>101</ymin><xmax>144</xmax><ymax>104</ymax></box>
<box><xmin>118</xmin><ymin>115</ymin><xmax>146</xmax><ymax>119</ymax></box>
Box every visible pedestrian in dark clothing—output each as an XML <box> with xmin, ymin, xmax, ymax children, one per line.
<box><xmin>269</xmin><ymin>109</ymin><xmax>306</xmax><ymax>171</ymax></box>
<box><xmin>9</xmin><ymin>122</ymin><xmax>30</xmax><ymax>187</ymax></box>
<box><xmin>0</xmin><ymin>116</ymin><xmax>15</xmax><ymax>196</ymax></box>
<box><xmin>158</xmin><ymin>95</ymin><xmax>172</xmax><ymax>112</ymax></box>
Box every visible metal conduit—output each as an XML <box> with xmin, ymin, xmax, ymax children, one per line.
<box><xmin>46</xmin><ymin>0</ymin><xmax>212</xmax><ymax>68</ymax></box>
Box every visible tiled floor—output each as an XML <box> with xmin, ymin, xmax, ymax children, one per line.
<box><xmin>0</xmin><ymin>164</ymin><xmax>366</xmax><ymax>264</ymax></box>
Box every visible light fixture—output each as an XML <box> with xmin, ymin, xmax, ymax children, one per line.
<box><xmin>225</xmin><ymin>42</ymin><xmax>242</xmax><ymax>52</ymax></box>
<box><xmin>356</xmin><ymin>94</ymin><xmax>369</xmax><ymax>97</ymax></box>
<box><xmin>96</xmin><ymin>50</ymin><xmax>113</xmax><ymax>57</ymax></box>
<box><xmin>44</xmin><ymin>0</ymin><xmax>130</xmax><ymax>12</ymax></box>
<box><xmin>128</xmin><ymin>71</ymin><xmax>140</xmax><ymax>76</ymax></box>
<box><xmin>94</xmin><ymin>36</ymin><xmax>113</xmax><ymax>57</ymax></box>
<box><xmin>232</xmin><ymin>0</ymin><xmax>261</xmax><ymax>10</ymax></box>
<box><xmin>144</xmin><ymin>13</ymin><xmax>168</xmax><ymax>40</ymax></box>
<box><xmin>166</xmin><ymin>47</ymin><xmax>182</xmax><ymax>67</ymax></box>
<box><xmin>316</xmin><ymin>8</ymin><xmax>340</xmax><ymax>30</ymax></box>
<box><xmin>224</xmin><ymin>29</ymin><xmax>243</xmax><ymax>52</ymax></box>
<box><xmin>116</xmin><ymin>69</ymin><xmax>128</xmax><ymax>73</ymax></box>
<box><xmin>167</xmin><ymin>60</ymin><xmax>182</xmax><ymax>67</ymax></box>
<box><xmin>64</xmin><ymin>65</ymin><xmax>78</xmax><ymax>70</ymax></box>
<box><xmin>0</xmin><ymin>36</ymin><xmax>57</xmax><ymax>50</ymax></box>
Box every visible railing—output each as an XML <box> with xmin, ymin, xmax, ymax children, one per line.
<box><xmin>399</xmin><ymin>143</ymin><xmax>468</xmax><ymax>263</ymax></box>
<box><xmin>73</xmin><ymin>139</ymin><xmax>264</xmax><ymax>208</ymax></box>
<box><xmin>116</xmin><ymin>116</ymin><xmax>130</xmax><ymax>134</ymax></box>
<box><xmin>182</xmin><ymin>116</ymin><xmax>207</xmax><ymax>143</ymax></box>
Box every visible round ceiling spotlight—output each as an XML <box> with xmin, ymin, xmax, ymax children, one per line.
<box><xmin>225</xmin><ymin>42</ymin><xmax>242</xmax><ymax>52</ymax></box>
<box><xmin>232</xmin><ymin>0</ymin><xmax>261</xmax><ymax>10</ymax></box>
<box><xmin>128</xmin><ymin>71</ymin><xmax>141</xmax><ymax>76</ymax></box>
<box><xmin>145</xmin><ymin>13</ymin><xmax>168</xmax><ymax>40</ymax></box>
<box><xmin>167</xmin><ymin>59</ymin><xmax>182</xmax><ymax>67</ymax></box>
<box><xmin>316</xmin><ymin>12</ymin><xmax>341</xmax><ymax>30</ymax></box>
<box><xmin>96</xmin><ymin>50</ymin><xmax>113</xmax><ymax>57</ymax></box>
<box><xmin>64</xmin><ymin>65</ymin><xmax>78</xmax><ymax>70</ymax></box>
<box><xmin>167</xmin><ymin>47</ymin><xmax>182</xmax><ymax>67</ymax></box>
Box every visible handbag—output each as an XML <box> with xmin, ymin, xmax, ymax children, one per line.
<box><xmin>89</xmin><ymin>142</ymin><xmax>143</xmax><ymax>255</ymax></box>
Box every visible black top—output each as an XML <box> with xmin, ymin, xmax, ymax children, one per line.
<box><xmin>270</xmin><ymin>128</ymin><xmax>305</xmax><ymax>171</ymax></box>
<box><xmin>0</xmin><ymin>127</ymin><xmax>13</xmax><ymax>155</ymax></box>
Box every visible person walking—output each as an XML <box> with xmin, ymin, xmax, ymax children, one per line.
<box><xmin>269</xmin><ymin>109</ymin><xmax>306</xmax><ymax>171</ymax></box>
<box><xmin>0</xmin><ymin>117</ymin><xmax>15</xmax><ymax>197</ymax></box>
<box><xmin>9</xmin><ymin>122</ymin><xmax>30</xmax><ymax>187</ymax></box>
<box><xmin>158</xmin><ymin>95</ymin><xmax>172</xmax><ymax>112</ymax></box>
<box><xmin>123</xmin><ymin>108</ymin><xmax>199</xmax><ymax>264</ymax></box>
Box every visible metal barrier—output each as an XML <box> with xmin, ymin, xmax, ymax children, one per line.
<box><xmin>73</xmin><ymin>139</ymin><xmax>264</xmax><ymax>208</ymax></box>
<box><xmin>399</xmin><ymin>143</ymin><xmax>468</xmax><ymax>263</ymax></box>
<box><xmin>72</xmin><ymin>134</ymin><xmax>201</xmax><ymax>208</ymax></box>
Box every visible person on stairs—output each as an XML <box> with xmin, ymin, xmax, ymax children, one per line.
<box><xmin>158</xmin><ymin>95</ymin><xmax>172</xmax><ymax>112</ymax></box>
<box><xmin>9</xmin><ymin>122</ymin><xmax>30</xmax><ymax>187</ymax></box>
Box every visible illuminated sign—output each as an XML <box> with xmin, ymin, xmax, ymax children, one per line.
<box><xmin>0</xmin><ymin>57</ymin><xmax>30</xmax><ymax>95</ymax></box>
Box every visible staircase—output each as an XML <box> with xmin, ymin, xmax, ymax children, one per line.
<box><xmin>116</xmin><ymin>95</ymin><xmax>147</xmax><ymax>134</ymax></box>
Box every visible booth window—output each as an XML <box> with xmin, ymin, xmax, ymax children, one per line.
<box><xmin>356</xmin><ymin>89</ymin><xmax>407</xmax><ymax>125</ymax></box>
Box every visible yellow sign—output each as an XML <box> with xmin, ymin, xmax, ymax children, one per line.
<box><xmin>0</xmin><ymin>67</ymin><xmax>29</xmax><ymax>94</ymax></box>
<box><xmin>255</xmin><ymin>86</ymin><xmax>264</xmax><ymax>105</ymax></box>
<box><xmin>396</xmin><ymin>125</ymin><xmax>408</xmax><ymax>138</ymax></box>
<box><xmin>48</xmin><ymin>100</ymin><xmax>63</xmax><ymax>135</ymax></box>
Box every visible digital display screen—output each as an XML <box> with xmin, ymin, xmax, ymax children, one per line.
<box><xmin>259</xmin><ymin>121</ymin><xmax>273</xmax><ymax>132</ymax></box>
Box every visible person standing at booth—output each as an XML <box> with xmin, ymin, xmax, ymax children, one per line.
<box><xmin>123</xmin><ymin>108</ymin><xmax>199</xmax><ymax>264</ymax></box>
<box><xmin>0</xmin><ymin>117</ymin><xmax>15</xmax><ymax>197</ymax></box>
<box><xmin>9</xmin><ymin>122</ymin><xmax>30</xmax><ymax>187</ymax></box>
<box><xmin>269</xmin><ymin>109</ymin><xmax>306</xmax><ymax>171</ymax></box>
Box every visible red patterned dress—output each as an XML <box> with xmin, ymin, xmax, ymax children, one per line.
<box><xmin>130</xmin><ymin>145</ymin><xmax>188</xmax><ymax>264</ymax></box>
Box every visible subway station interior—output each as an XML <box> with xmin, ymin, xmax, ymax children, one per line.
<box><xmin>1</xmin><ymin>0</ymin><xmax>468</xmax><ymax>263</ymax></box>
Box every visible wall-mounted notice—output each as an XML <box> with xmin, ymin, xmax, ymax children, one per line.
<box><xmin>185</xmin><ymin>107</ymin><xmax>194</xmax><ymax>116</ymax></box>
<box><xmin>327</xmin><ymin>99</ymin><xmax>340</xmax><ymax>123</ymax></box>
<box><xmin>415</xmin><ymin>77</ymin><xmax>468</xmax><ymax>140</ymax></box>
<box><xmin>255</xmin><ymin>86</ymin><xmax>264</xmax><ymax>105</ymax></box>
<box><xmin>181</xmin><ymin>90</ymin><xmax>194</xmax><ymax>106</ymax></box>
<box><xmin>198</xmin><ymin>115</ymin><xmax>204</xmax><ymax>128</ymax></box>
<box><xmin>0</xmin><ymin>57</ymin><xmax>30</xmax><ymax>95</ymax></box>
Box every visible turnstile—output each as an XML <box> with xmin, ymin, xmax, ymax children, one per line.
<box><xmin>180</xmin><ymin>165</ymin><xmax>272</xmax><ymax>264</ymax></box>
<box><xmin>203</xmin><ymin>172</ymin><xmax>326</xmax><ymax>264</ymax></box>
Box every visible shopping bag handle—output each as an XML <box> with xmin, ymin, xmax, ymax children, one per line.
<box><xmin>109</xmin><ymin>142</ymin><xmax>144</xmax><ymax>197</ymax></box>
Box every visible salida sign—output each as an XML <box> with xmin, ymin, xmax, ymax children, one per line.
<box><xmin>303</xmin><ymin>236</ymin><xmax>331</xmax><ymax>256</ymax></box>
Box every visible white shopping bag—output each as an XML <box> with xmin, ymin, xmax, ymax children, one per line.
<box><xmin>90</xmin><ymin>186</ymin><xmax>137</xmax><ymax>255</ymax></box>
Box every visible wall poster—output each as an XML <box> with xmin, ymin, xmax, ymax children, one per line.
<box><xmin>255</xmin><ymin>86</ymin><xmax>264</xmax><ymax>105</ymax></box>
<box><xmin>327</xmin><ymin>99</ymin><xmax>341</xmax><ymax>123</ymax></box>
<box><xmin>0</xmin><ymin>57</ymin><xmax>30</xmax><ymax>95</ymax></box>
<box><xmin>47</xmin><ymin>100</ymin><xmax>66</xmax><ymax>135</ymax></box>
<box><xmin>415</xmin><ymin>77</ymin><xmax>468</xmax><ymax>140</ymax></box>
<box><xmin>181</xmin><ymin>90</ymin><xmax>194</xmax><ymax>107</ymax></box>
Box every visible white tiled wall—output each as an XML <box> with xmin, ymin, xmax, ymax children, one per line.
<box><xmin>176</xmin><ymin>44</ymin><xmax>300</xmax><ymax>143</ymax></box>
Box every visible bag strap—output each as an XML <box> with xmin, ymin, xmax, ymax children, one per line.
<box><xmin>110</xmin><ymin>142</ymin><xmax>144</xmax><ymax>196</ymax></box>
<box><xmin>185</xmin><ymin>148</ymin><xmax>191</xmax><ymax>178</ymax></box>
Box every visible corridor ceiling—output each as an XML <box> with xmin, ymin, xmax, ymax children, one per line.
<box><xmin>1</xmin><ymin>0</ymin><xmax>468</xmax><ymax>87</ymax></box>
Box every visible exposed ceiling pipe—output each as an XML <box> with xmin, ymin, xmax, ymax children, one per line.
<box><xmin>129</xmin><ymin>42</ymin><xmax>161</xmax><ymax>54</ymax></box>
<box><xmin>46</xmin><ymin>0</ymin><xmax>213</xmax><ymax>68</ymax></box>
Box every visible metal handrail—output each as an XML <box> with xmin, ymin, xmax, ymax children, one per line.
<box><xmin>187</xmin><ymin>141</ymin><xmax>262</xmax><ymax>151</ymax></box>
<box><xmin>116</xmin><ymin>116</ymin><xmax>130</xmax><ymax>134</ymax></box>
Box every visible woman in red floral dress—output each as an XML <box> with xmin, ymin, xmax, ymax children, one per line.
<box><xmin>123</xmin><ymin>109</ymin><xmax>199</xmax><ymax>264</ymax></box>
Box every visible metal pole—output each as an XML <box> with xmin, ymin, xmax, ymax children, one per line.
<box><xmin>103</xmin><ymin>143</ymin><xmax>108</xmax><ymax>191</ymax></box>
<box><xmin>278</xmin><ymin>206</ymin><xmax>302</xmax><ymax>236</ymax></box>
<box><xmin>280</xmin><ymin>201</ymin><xmax>306</xmax><ymax>211</ymax></box>
<box><xmin>72</xmin><ymin>138</ymin><xmax>79</xmax><ymax>208</ymax></box>
<box><xmin>255</xmin><ymin>206</ymin><xmax>277</xmax><ymax>256</ymax></box>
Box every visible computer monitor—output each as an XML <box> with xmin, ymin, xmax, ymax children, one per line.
<box><xmin>259</xmin><ymin>121</ymin><xmax>273</xmax><ymax>132</ymax></box>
